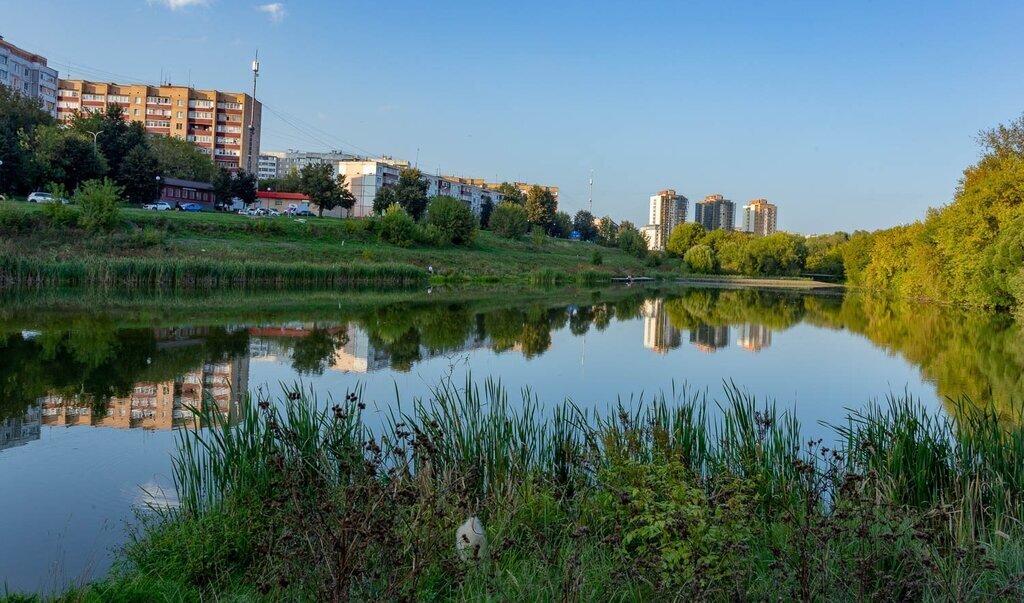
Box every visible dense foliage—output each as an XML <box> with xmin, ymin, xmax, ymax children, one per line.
<box><xmin>426</xmin><ymin>195</ymin><xmax>477</xmax><ymax>246</ymax></box>
<box><xmin>489</xmin><ymin>202</ymin><xmax>530</xmax><ymax>239</ymax></box>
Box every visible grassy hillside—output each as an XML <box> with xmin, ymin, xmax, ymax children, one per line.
<box><xmin>0</xmin><ymin>202</ymin><xmax>667</xmax><ymax>285</ymax></box>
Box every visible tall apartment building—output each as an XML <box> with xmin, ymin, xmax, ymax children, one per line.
<box><xmin>645</xmin><ymin>189</ymin><xmax>688</xmax><ymax>250</ymax></box>
<box><xmin>742</xmin><ymin>198</ymin><xmax>778</xmax><ymax>237</ymax></box>
<box><xmin>0</xmin><ymin>36</ymin><xmax>58</xmax><ymax>116</ymax></box>
<box><xmin>257</xmin><ymin>152</ymin><xmax>283</xmax><ymax>180</ymax></box>
<box><xmin>694</xmin><ymin>194</ymin><xmax>735</xmax><ymax>231</ymax></box>
<box><xmin>56</xmin><ymin>80</ymin><xmax>262</xmax><ymax>172</ymax></box>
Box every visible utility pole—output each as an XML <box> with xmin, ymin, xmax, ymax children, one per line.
<box><xmin>247</xmin><ymin>51</ymin><xmax>260</xmax><ymax>178</ymax></box>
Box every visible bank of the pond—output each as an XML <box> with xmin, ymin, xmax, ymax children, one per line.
<box><xmin>0</xmin><ymin>203</ymin><xmax>669</xmax><ymax>288</ymax></box>
<box><xmin>673</xmin><ymin>274</ymin><xmax>843</xmax><ymax>290</ymax></box>
<box><xmin>20</xmin><ymin>382</ymin><xmax>1024</xmax><ymax>602</ymax></box>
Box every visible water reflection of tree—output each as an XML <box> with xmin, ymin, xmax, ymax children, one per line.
<box><xmin>291</xmin><ymin>328</ymin><xmax>350</xmax><ymax>376</ymax></box>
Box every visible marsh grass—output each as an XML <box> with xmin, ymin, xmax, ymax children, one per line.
<box><xmin>0</xmin><ymin>255</ymin><xmax>426</xmax><ymax>289</ymax></box>
<box><xmin>49</xmin><ymin>382</ymin><xmax>1024</xmax><ymax>601</ymax></box>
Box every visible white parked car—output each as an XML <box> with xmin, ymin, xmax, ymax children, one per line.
<box><xmin>28</xmin><ymin>192</ymin><xmax>67</xmax><ymax>204</ymax></box>
<box><xmin>143</xmin><ymin>201</ymin><xmax>172</xmax><ymax>211</ymax></box>
<box><xmin>267</xmin><ymin>209</ymin><xmax>281</xmax><ymax>216</ymax></box>
<box><xmin>247</xmin><ymin>207</ymin><xmax>268</xmax><ymax>216</ymax></box>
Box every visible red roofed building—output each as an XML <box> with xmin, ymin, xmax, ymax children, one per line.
<box><xmin>255</xmin><ymin>191</ymin><xmax>311</xmax><ymax>213</ymax></box>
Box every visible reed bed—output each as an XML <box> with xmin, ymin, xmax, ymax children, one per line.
<box><xmin>0</xmin><ymin>254</ymin><xmax>426</xmax><ymax>289</ymax></box>
<box><xmin>91</xmin><ymin>380</ymin><xmax>1024</xmax><ymax>601</ymax></box>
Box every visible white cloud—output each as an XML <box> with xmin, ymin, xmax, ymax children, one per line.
<box><xmin>258</xmin><ymin>3</ymin><xmax>286</xmax><ymax>22</ymax></box>
<box><xmin>149</xmin><ymin>0</ymin><xmax>210</xmax><ymax>10</ymax></box>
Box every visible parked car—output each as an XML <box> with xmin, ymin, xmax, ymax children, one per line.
<box><xmin>28</xmin><ymin>192</ymin><xmax>68</xmax><ymax>204</ymax></box>
<box><xmin>181</xmin><ymin>203</ymin><xmax>204</xmax><ymax>212</ymax></box>
<box><xmin>246</xmin><ymin>207</ymin><xmax>268</xmax><ymax>216</ymax></box>
<box><xmin>267</xmin><ymin>209</ymin><xmax>281</xmax><ymax>216</ymax></box>
<box><xmin>143</xmin><ymin>201</ymin><xmax>172</xmax><ymax>211</ymax></box>
<box><xmin>296</xmin><ymin>209</ymin><xmax>314</xmax><ymax>217</ymax></box>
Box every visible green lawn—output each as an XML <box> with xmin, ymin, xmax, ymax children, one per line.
<box><xmin>1</xmin><ymin>201</ymin><xmax>675</xmax><ymax>282</ymax></box>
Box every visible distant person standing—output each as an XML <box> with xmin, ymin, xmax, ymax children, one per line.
<box><xmin>428</xmin><ymin>265</ymin><xmax>435</xmax><ymax>275</ymax></box>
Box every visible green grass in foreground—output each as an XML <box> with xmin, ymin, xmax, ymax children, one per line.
<box><xmin>19</xmin><ymin>381</ymin><xmax>1024</xmax><ymax>602</ymax></box>
<box><xmin>0</xmin><ymin>201</ymin><xmax>664</xmax><ymax>286</ymax></box>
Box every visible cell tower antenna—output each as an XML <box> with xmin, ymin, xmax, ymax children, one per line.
<box><xmin>588</xmin><ymin>170</ymin><xmax>594</xmax><ymax>213</ymax></box>
<box><xmin>247</xmin><ymin>50</ymin><xmax>260</xmax><ymax>176</ymax></box>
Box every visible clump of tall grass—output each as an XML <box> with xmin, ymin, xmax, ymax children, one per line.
<box><xmin>119</xmin><ymin>381</ymin><xmax>1024</xmax><ymax>601</ymax></box>
<box><xmin>0</xmin><ymin>254</ymin><xmax>426</xmax><ymax>289</ymax></box>
<box><xmin>527</xmin><ymin>267</ymin><xmax>567</xmax><ymax>285</ymax></box>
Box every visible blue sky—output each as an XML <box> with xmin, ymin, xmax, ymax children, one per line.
<box><xmin>7</xmin><ymin>1</ymin><xmax>1024</xmax><ymax>232</ymax></box>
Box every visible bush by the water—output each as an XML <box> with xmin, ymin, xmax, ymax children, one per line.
<box><xmin>684</xmin><ymin>243</ymin><xmax>717</xmax><ymax>273</ymax></box>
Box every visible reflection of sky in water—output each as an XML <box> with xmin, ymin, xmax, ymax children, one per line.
<box><xmin>0</xmin><ymin>290</ymin><xmax>969</xmax><ymax>592</ymax></box>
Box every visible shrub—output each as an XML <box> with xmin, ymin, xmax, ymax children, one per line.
<box><xmin>378</xmin><ymin>204</ymin><xmax>416</xmax><ymax>247</ymax></box>
<box><xmin>75</xmin><ymin>178</ymin><xmax>123</xmax><ymax>233</ymax></box>
<box><xmin>426</xmin><ymin>195</ymin><xmax>476</xmax><ymax>246</ymax></box>
<box><xmin>591</xmin><ymin>250</ymin><xmax>603</xmax><ymax>266</ymax></box>
<box><xmin>684</xmin><ymin>244</ymin><xmax>718</xmax><ymax>274</ymax></box>
<box><xmin>617</xmin><ymin>228</ymin><xmax>648</xmax><ymax>258</ymax></box>
<box><xmin>42</xmin><ymin>199</ymin><xmax>76</xmax><ymax>227</ymax></box>
<box><xmin>415</xmin><ymin>223</ymin><xmax>445</xmax><ymax>247</ymax></box>
<box><xmin>490</xmin><ymin>202</ymin><xmax>530</xmax><ymax>239</ymax></box>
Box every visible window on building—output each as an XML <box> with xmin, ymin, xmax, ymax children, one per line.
<box><xmin>135</xmin><ymin>97</ymin><xmax>141</xmax><ymax>104</ymax></box>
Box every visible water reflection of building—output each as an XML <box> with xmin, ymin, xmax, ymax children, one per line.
<box><xmin>737</xmin><ymin>323</ymin><xmax>773</xmax><ymax>352</ymax></box>
<box><xmin>690</xmin><ymin>324</ymin><xmax>730</xmax><ymax>353</ymax></box>
<box><xmin>331</xmin><ymin>325</ymin><xmax>391</xmax><ymax>373</ymax></box>
<box><xmin>38</xmin><ymin>357</ymin><xmax>249</xmax><ymax>430</ymax></box>
<box><xmin>641</xmin><ymin>299</ymin><xmax>681</xmax><ymax>354</ymax></box>
<box><xmin>0</xmin><ymin>405</ymin><xmax>42</xmax><ymax>451</ymax></box>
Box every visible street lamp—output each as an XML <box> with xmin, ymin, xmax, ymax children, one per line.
<box><xmin>85</xmin><ymin>129</ymin><xmax>104</xmax><ymax>152</ymax></box>
<box><xmin>0</xmin><ymin>159</ymin><xmax>4</xmax><ymax>196</ymax></box>
<box><xmin>155</xmin><ymin>175</ymin><xmax>163</xmax><ymax>204</ymax></box>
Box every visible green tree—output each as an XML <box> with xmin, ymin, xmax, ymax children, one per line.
<box><xmin>427</xmin><ymin>196</ymin><xmax>477</xmax><ymax>246</ymax></box>
<box><xmin>618</xmin><ymin>224</ymin><xmax>649</xmax><ymax>259</ymax></box>
<box><xmin>743</xmin><ymin>232</ymin><xmax>808</xmax><ymax>276</ymax></box>
<box><xmin>25</xmin><ymin>125</ymin><xmax>108</xmax><ymax>191</ymax></box>
<box><xmin>525</xmin><ymin>185</ymin><xmax>557</xmax><ymax>232</ymax></box>
<box><xmin>119</xmin><ymin>146</ymin><xmax>160</xmax><ymax>204</ymax></box>
<box><xmin>573</xmin><ymin>210</ymin><xmax>597</xmax><ymax>241</ymax></box>
<box><xmin>336</xmin><ymin>174</ymin><xmax>357</xmax><ymax>216</ymax></box>
<box><xmin>373</xmin><ymin>187</ymin><xmax>397</xmax><ymax>216</ymax></box>
<box><xmin>550</xmin><ymin>211</ymin><xmax>573</xmax><ymax>238</ymax></box>
<box><xmin>394</xmin><ymin>168</ymin><xmax>429</xmax><ymax>220</ymax></box>
<box><xmin>494</xmin><ymin>182</ymin><xmax>525</xmax><ymax>205</ymax></box>
<box><xmin>299</xmin><ymin>163</ymin><xmax>340</xmax><ymax>218</ymax></box>
<box><xmin>596</xmin><ymin>216</ymin><xmax>618</xmax><ymax>246</ymax></box>
<box><xmin>148</xmin><ymin>135</ymin><xmax>217</xmax><ymax>183</ymax></box>
<box><xmin>479</xmin><ymin>197</ymin><xmax>494</xmax><ymax>228</ymax></box>
<box><xmin>0</xmin><ymin>85</ymin><xmax>54</xmax><ymax>194</ymax></box>
<box><xmin>68</xmin><ymin>106</ymin><xmax>147</xmax><ymax>179</ymax></box>
<box><xmin>666</xmin><ymin>223</ymin><xmax>706</xmax><ymax>257</ymax></box>
<box><xmin>684</xmin><ymin>244</ymin><xmax>718</xmax><ymax>274</ymax></box>
<box><xmin>213</xmin><ymin>168</ymin><xmax>257</xmax><ymax>207</ymax></box>
<box><xmin>490</xmin><ymin>202</ymin><xmax>530</xmax><ymax>239</ymax></box>
<box><xmin>75</xmin><ymin>178</ymin><xmax>123</xmax><ymax>233</ymax></box>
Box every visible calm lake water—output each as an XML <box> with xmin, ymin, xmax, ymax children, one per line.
<box><xmin>1</xmin><ymin>285</ymin><xmax>1022</xmax><ymax>592</ymax></box>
